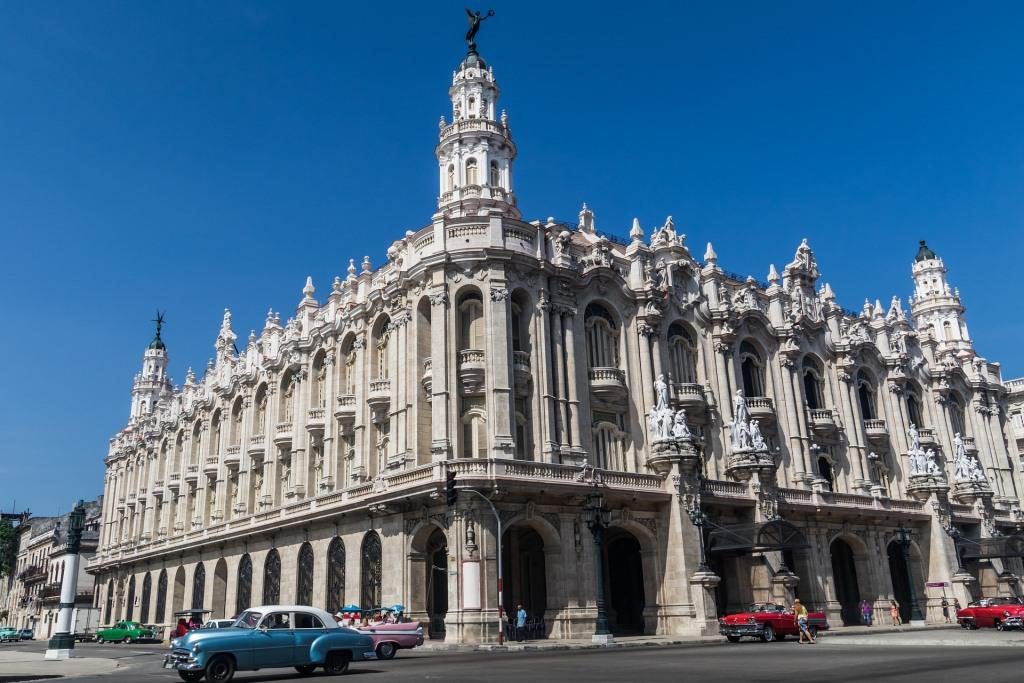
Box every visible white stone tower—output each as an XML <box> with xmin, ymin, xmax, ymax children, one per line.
<box><xmin>909</xmin><ymin>240</ymin><xmax>973</xmax><ymax>358</ymax></box>
<box><xmin>436</xmin><ymin>42</ymin><xmax>519</xmax><ymax>219</ymax></box>
<box><xmin>130</xmin><ymin>312</ymin><xmax>172</xmax><ymax>421</ymax></box>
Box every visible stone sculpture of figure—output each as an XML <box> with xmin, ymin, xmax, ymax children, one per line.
<box><xmin>281</xmin><ymin>460</ymin><xmax>291</xmax><ymax>488</ymax></box>
<box><xmin>256</xmin><ymin>393</ymin><xmax>267</xmax><ymax>430</ymax></box>
<box><xmin>254</xmin><ymin>468</ymin><xmax>264</xmax><ymax>495</ymax></box>
<box><xmin>908</xmin><ymin>423</ymin><xmax>920</xmax><ymax>453</ymax></box>
<box><xmin>672</xmin><ymin>409</ymin><xmax>692</xmax><ymax>440</ymax></box>
<box><xmin>909</xmin><ymin>449</ymin><xmax>925</xmax><ymax>476</ymax></box>
<box><xmin>230</xmin><ymin>475</ymin><xmax>239</xmax><ymax>505</ymax></box>
<box><xmin>734</xmin><ymin>390</ymin><xmax>750</xmax><ymax>426</ymax></box>
<box><xmin>654</xmin><ymin>374</ymin><xmax>669</xmax><ymax>411</ymax></box>
<box><xmin>954</xmin><ymin>450</ymin><xmax>971</xmax><ymax>482</ymax></box>
<box><xmin>967</xmin><ymin>456</ymin><xmax>986</xmax><ymax>483</ymax></box>
<box><xmin>954</xmin><ymin>432</ymin><xmax>967</xmax><ymax>461</ymax></box>
<box><xmin>465</xmin><ymin>8</ymin><xmax>495</xmax><ymax>53</ymax></box>
<box><xmin>733</xmin><ymin>419</ymin><xmax>751</xmax><ymax>451</ymax></box>
<box><xmin>924</xmin><ymin>449</ymin><xmax>941</xmax><ymax>476</ymax></box>
<box><xmin>648</xmin><ymin>408</ymin><xmax>661</xmax><ymax>440</ymax></box>
<box><xmin>750</xmin><ymin>419</ymin><xmax>767</xmax><ymax>451</ymax></box>
<box><xmin>313</xmin><ymin>448</ymin><xmax>324</xmax><ymax>480</ymax></box>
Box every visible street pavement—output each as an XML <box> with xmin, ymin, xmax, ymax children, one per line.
<box><xmin>0</xmin><ymin>629</ymin><xmax>1021</xmax><ymax>683</ymax></box>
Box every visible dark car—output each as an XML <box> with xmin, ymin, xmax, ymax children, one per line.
<box><xmin>19</xmin><ymin>629</ymin><xmax>33</xmax><ymax>640</ymax></box>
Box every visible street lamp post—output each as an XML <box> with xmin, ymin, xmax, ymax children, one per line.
<box><xmin>582</xmin><ymin>489</ymin><xmax>612</xmax><ymax>644</ymax></box>
<box><xmin>45</xmin><ymin>500</ymin><xmax>87</xmax><ymax>660</ymax></box>
<box><xmin>895</xmin><ymin>526</ymin><xmax>925</xmax><ymax>624</ymax></box>
<box><xmin>946</xmin><ymin>527</ymin><xmax>965</xmax><ymax>573</ymax></box>
<box><xmin>687</xmin><ymin>507</ymin><xmax>710</xmax><ymax>572</ymax></box>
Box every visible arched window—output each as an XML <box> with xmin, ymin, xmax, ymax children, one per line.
<box><xmin>818</xmin><ymin>455</ymin><xmax>835</xmax><ymax>491</ymax></box>
<box><xmin>190</xmin><ymin>422</ymin><xmax>202</xmax><ymax>464</ymax></box>
<box><xmin>458</xmin><ymin>292</ymin><xmax>484</xmax><ymax>351</ymax></box>
<box><xmin>361</xmin><ymin>532</ymin><xmax>383</xmax><ymax>609</ymax></box>
<box><xmin>802</xmin><ymin>356</ymin><xmax>824</xmax><ymax>410</ymax></box>
<box><xmin>465</xmin><ymin>158</ymin><xmax>478</xmax><ymax>185</ymax></box>
<box><xmin>192</xmin><ymin>562</ymin><xmax>205</xmax><ymax>610</ymax></box>
<box><xmin>280</xmin><ymin>372</ymin><xmax>295</xmax><ymax>423</ymax></box>
<box><xmin>373</xmin><ymin>317</ymin><xmax>391</xmax><ymax>380</ymax></box>
<box><xmin>326</xmin><ymin>538</ymin><xmax>346</xmax><ymax>615</ymax></box>
<box><xmin>255</xmin><ymin>384</ymin><xmax>268</xmax><ymax>432</ymax></box>
<box><xmin>461</xmin><ymin>405</ymin><xmax>487</xmax><ymax>459</ymax></box>
<box><xmin>236</xmin><ymin>554</ymin><xmax>252</xmax><ymax>615</ymax></box>
<box><xmin>263</xmin><ymin>549</ymin><xmax>281</xmax><ymax>605</ymax></box>
<box><xmin>856</xmin><ymin>371</ymin><xmax>876</xmax><ymax>420</ymax></box>
<box><xmin>739</xmin><ymin>341</ymin><xmax>765</xmax><ymax>397</ymax></box>
<box><xmin>140</xmin><ymin>573</ymin><xmax>152</xmax><ymax>624</ymax></box>
<box><xmin>467</xmin><ymin>97</ymin><xmax>476</xmax><ymax>118</ymax></box>
<box><xmin>342</xmin><ymin>338</ymin><xmax>357</xmax><ymax>395</ymax></box>
<box><xmin>155</xmin><ymin>569</ymin><xmax>168</xmax><ymax>624</ymax></box>
<box><xmin>949</xmin><ymin>395</ymin><xmax>967</xmax><ymax>436</ymax></box>
<box><xmin>126</xmin><ymin>575</ymin><xmax>136</xmax><ymax>621</ymax></box>
<box><xmin>585</xmin><ymin>303</ymin><xmax>619</xmax><ymax>368</ymax></box>
<box><xmin>313</xmin><ymin>352</ymin><xmax>327</xmax><ymax>409</ymax></box>
<box><xmin>296</xmin><ymin>543</ymin><xmax>314</xmax><ymax>606</ymax></box>
<box><xmin>489</xmin><ymin>160</ymin><xmax>500</xmax><ymax>187</ymax></box>
<box><xmin>593</xmin><ymin>422</ymin><xmax>627</xmax><ymax>471</ymax></box>
<box><xmin>942</xmin><ymin>320</ymin><xmax>953</xmax><ymax>341</ymax></box>
<box><xmin>105</xmin><ymin>580</ymin><xmax>114</xmax><ymax>623</ymax></box>
<box><xmin>668</xmin><ymin>323</ymin><xmax>698</xmax><ymax>384</ymax></box>
<box><xmin>174</xmin><ymin>432</ymin><xmax>184</xmax><ymax>473</ymax></box>
<box><xmin>210</xmin><ymin>410</ymin><xmax>222</xmax><ymax>456</ymax></box>
<box><xmin>447</xmin><ymin>164</ymin><xmax>455</xmax><ymax>191</ymax></box>
<box><xmin>230</xmin><ymin>398</ymin><xmax>244</xmax><ymax>446</ymax></box>
<box><xmin>906</xmin><ymin>388</ymin><xmax>924</xmax><ymax>428</ymax></box>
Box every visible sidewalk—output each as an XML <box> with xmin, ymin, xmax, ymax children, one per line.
<box><xmin>420</xmin><ymin>623</ymin><xmax>961</xmax><ymax>653</ymax></box>
<box><xmin>0</xmin><ymin>650</ymin><xmax>120</xmax><ymax>680</ymax></box>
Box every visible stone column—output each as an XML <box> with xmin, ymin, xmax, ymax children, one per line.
<box><xmin>486</xmin><ymin>283</ymin><xmax>515</xmax><ymax>458</ymax></box>
<box><xmin>550</xmin><ymin>310</ymin><xmax>568</xmax><ymax>453</ymax></box>
<box><xmin>563</xmin><ymin>308</ymin><xmax>586</xmax><ymax>464</ymax></box>
<box><xmin>532</xmin><ymin>294</ymin><xmax>557</xmax><ymax>461</ymax></box>
<box><xmin>429</xmin><ymin>288</ymin><xmax>451</xmax><ymax>461</ymax></box>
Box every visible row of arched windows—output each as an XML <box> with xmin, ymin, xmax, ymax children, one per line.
<box><xmin>445</xmin><ymin>158</ymin><xmax>502</xmax><ymax>191</ymax></box>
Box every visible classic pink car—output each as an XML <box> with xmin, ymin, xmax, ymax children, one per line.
<box><xmin>957</xmin><ymin>597</ymin><xmax>1024</xmax><ymax>631</ymax></box>
<box><xmin>346</xmin><ymin>607</ymin><xmax>424</xmax><ymax>659</ymax></box>
<box><xmin>719</xmin><ymin>603</ymin><xmax>829</xmax><ymax>642</ymax></box>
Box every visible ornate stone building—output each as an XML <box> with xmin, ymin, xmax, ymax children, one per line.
<box><xmin>89</xmin><ymin>37</ymin><xmax>1024</xmax><ymax>642</ymax></box>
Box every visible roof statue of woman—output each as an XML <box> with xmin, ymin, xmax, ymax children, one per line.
<box><xmin>654</xmin><ymin>374</ymin><xmax>669</xmax><ymax>411</ymax></box>
<box><xmin>465</xmin><ymin>8</ymin><xmax>495</xmax><ymax>53</ymax></box>
<box><xmin>733</xmin><ymin>390</ymin><xmax>750</xmax><ymax>427</ymax></box>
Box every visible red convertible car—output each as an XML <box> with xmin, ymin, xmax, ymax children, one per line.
<box><xmin>956</xmin><ymin>597</ymin><xmax>1024</xmax><ymax>631</ymax></box>
<box><xmin>719</xmin><ymin>603</ymin><xmax>829</xmax><ymax>642</ymax></box>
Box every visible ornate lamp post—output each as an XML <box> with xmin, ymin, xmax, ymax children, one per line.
<box><xmin>582</xmin><ymin>489</ymin><xmax>612</xmax><ymax>644</ymax></box>
<box><xmin>895</xmin><ymin>526</ymin><xmax>925</xmax><ymax>624</ymax></box>
<box><xmin>946</xmin><ymin>526</ymin><xmax>965</xmax><ymax>573</ymax></box>
<box><xmin>687</xmin><ymin>507</ymin><xmax>710</xmax><ymax>572</ymax></box>
<box><xmin>45</xmin><ymin>501</ymin><xmax>87</xmax><ymax>660</ymax></box>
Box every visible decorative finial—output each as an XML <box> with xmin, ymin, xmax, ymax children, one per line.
<box><xmin>347</xmin><ymin>258</ymin><xmax>357</xmax><ymax>279</ymax></box>
<box><xmin>439</xmin><ymin>115</ymin><xmax>446</xmax><ymax>131</ymax></box>
<box><xmin>303</xmin><ymin>276</ymin><xmax>315</xmax><ymax>300</ymax></box>
<box><xmin>500</xmin><ymin>109</ymin><xmax>508</xmax><ymax>128</ymax></box>
<box><xmin>361</xmin><ymin>255</ymin><xmax>371</xmax><ymax>273</ymax></box>
<box><xmin>704</xmin><ymin>242</ymin><xmax>718</xmax><ymax>264</ymax></box>
<box><xmin>464</xmin><ymin>8</ymin><xmax>495</xmax><ymax>54</ymax></box>
<box><xmin>629</xmin><ymin>217</ymin><xmax>643</xmax><ymax>242</ymax></box>
<box><xmin>767</xmin><ymin>264</ymin><xmax>779</xmax><ymax>285</ymax></box>
<box><xmin>332</xmin><ymin>276</ymin><xmax>342</xmax><ymax>294</ymax></box>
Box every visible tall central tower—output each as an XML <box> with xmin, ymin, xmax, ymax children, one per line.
<box><xmin>435</xmin><ymin>43</ymin><xmax>519</xmax><ymax>219</ymax></box>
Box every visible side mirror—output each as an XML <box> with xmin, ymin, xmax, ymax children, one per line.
<box><xmin>258</xmin><ymin>625</ymin><xmax>269</xmax><ymax>632</ymax></box>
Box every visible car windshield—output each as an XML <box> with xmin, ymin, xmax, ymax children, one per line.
<box><xmin>235</xmin><ymin>611</ymin><xmax>263</xmax><ymax>629</ymax></box>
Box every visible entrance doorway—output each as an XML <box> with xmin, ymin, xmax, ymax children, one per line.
<box><xmin>604</xmin><ymin>530</ymin><xmax>645</xmax><ymax>634</ymax></box>
<box><xmin>502</xmin><ymin>526</ymin><xmax>547</xmax><ymax>622</ymax></box>
<box><xmin>887</xmin><ymin>541</ymin><xmax>913</xmax><ymax>623</ymax></box>
<box><xmin>425</xmin><ymin>528</ymin><xmax>448</xmax><ymax>639</ymax></box>
<box><xmin>830</xmin><ymin>538</ymin><xmax>862</xmax><ymax>626</ymax></box>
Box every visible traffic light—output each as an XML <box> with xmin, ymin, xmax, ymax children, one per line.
<box><xmin>445</xmin><ymin>471</ymin><xmax>458</xmax><ymax>507</ymax></box>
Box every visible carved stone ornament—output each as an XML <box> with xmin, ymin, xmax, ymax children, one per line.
<box><xmin>429</xmin><ymin>291</ymin><xmax>449</xmax><ymax>307</ymax></box>
<box><xmin>489</xmin><ymin>287</ymin><xmax>508</xmax><ymax>302</ymax></box>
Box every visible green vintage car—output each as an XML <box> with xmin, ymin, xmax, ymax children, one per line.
<box><xmin>96</xmin><ymin>620</ymin><xmax>156</xmax><ymax>643</ymax></box>
<box><xmin>0</xmin><ymin>626</ymin><xmax>20</xmax><ymax>642</ymax></box>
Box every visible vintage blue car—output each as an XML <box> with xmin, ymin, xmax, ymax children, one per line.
<box><xmin>163</xmin><ymin>605</ymin><xmax>376</xmax><ymax>682</ymax></box>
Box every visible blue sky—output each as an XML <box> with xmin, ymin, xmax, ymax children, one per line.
<box><xmin>1</xmin><ymin>1</ymin><xmax>1022</xmax><ymax>516</ymax></box>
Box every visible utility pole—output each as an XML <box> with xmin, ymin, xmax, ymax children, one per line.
<box><xmin>45</xmin><ymin>501</ymin><xmax>86</xmax><ymax>660</ymax></box>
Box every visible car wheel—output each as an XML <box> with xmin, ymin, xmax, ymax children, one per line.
<box><xmin>205</xmin><ymin>654</ymin><xmax>235</xmax><ymax>683</ymax></box>
<box><xmin>295</xmin><ymin>665</ymin><xmax>317</xmax><ymax>675</ymax></box>
<box><xmin>808</xmin><ymin>626</ymin><xmax>819</xmax><ymax>640</ymax></box>
<box><xmin>726</xmin><ymin>635</ymin><xmax>741</xmax><ymax>643</ymax></box>
<box><xmin>124</xmin><ymin>636</ymin><xmax>133</xmax><ymax>644</ymax></box>
<box><xmin>324</xmin><ymin>651</ymin><xmax>351</xmax><ymax>675</ymax></box>
<box><xmin>96</xmin><ymin>637</ymin><xmax>104</xmax><ymax>644</ymax></box>
<box><xmin>761</xmin><ymin>625</ymin><xmax>775</xmax><ymax>642</ymax></box>
<box><xmin>178</xmin><ymin>672</ymin><xmax>204</xmax><ymax>683</ymax></box>
<box><xmin>376</xmin><ymin>642</ymin><xmax>397</xmax><ymax>660</ymax></box>
<box><xmin>995</xmin><ymin>620</ymin><xmax>1004</xmax><ymax>631</ymax></box>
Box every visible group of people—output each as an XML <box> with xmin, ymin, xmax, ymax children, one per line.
<box><xmin>333</xmin><ymin>608</ymin><xmax>405</xmax><ymax>627</ymax></box>
<box><xmin>172</xmin><ymin>614</ymin><xmax>203</xmax><ymax>638</ymax></box>
<box><xmin>861</xmin><ymin>597</ymin><xmax>961</xmax><ymax>627</ymax></box>
<box><xmin>502</xmin><ymin>603</ymin><xmax>530</xmax><ymax>641</ymax></box>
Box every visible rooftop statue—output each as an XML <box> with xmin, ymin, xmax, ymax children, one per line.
<box><xmin>465</xmin><ymin>8</ymin><xmax>495</xmax><ymax>54</ymax></box>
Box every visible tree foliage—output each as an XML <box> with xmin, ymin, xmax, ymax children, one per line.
<box><xmin>0</xmin><ymin>519</ymin><xmax>17</xmax><ymax>579</ymax></box>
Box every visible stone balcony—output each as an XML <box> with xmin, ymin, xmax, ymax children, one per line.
<box><xmin>588</xmin><ymin>367</ymin><xmax>627</xmax><ymax>402</ymax></box>
<box><xmin>864</xmin><ymin>418</ymin><xmax>888</xmax><ymax>444</ymax></box>
<box><xmin>306</xmin><ymin>408</ymin><xmax>326</xmax><ymax>433</ymax></box>
<box><xmin>671</xmin><ymin>383</ymin><xmax>707</xmax><ymax>419</ymax></box>
<box><xmin>204</xmin><ymin>455</ymin><xmax>219</xmax><ymax>475</ymax></box>
<box><xmin>274</xmin><ymin>421</ymin><xmax>293</xmax><ymax>446</ymax></box>
<box><xmin>512</xmin><ymin>350</ymin><xmax>531</xmax><ymax>391</ymax></box>
<box><xmin>747</xmin><ymin>396</ymin><xmax>776</xmax><ymax>424</ymax></box>
<box><xmin>151</xmin><ymin>480</ymin><xmax>165</xmax><ymax>497</ymax></box>
<box><xmin>167</xmin><ymin>472</ymin><xmax>181</xmax><ymax>489</ymax></box>
<box><xmin>458</xmin><ymin>349</ymin><xmax>486</xmax><ymax>395</ymax></box>
<box><xmin>248</xmin><ymin>433</ymin><xmax>266</xmax><ymax>456</ymax></box>
<box><xmin>963</xmin><ymin>436</ymin><xmax>978</xmax><ymax>454</ymax></box>
<box><xmin>918</xmin><ymin>427</ymin><xmax>937</xmax><ymax>446</ymax></box>
<box><xmin>422</xmin><ymin>358</ymin><xmax>433</xmax><ymax>397</ymax></box>
<box><xmin>335</xmin><ymin>394</ymin><xmax>357</xmax><ymax>420</ymax></box>
<box><xmin>367</xmin><ymin>379</ymin><xmax>391</xmax><ymax>409</ymax></box>
<box><xmin>224</xmin><ymin>445</ymin><xmax>241</xmax><ymax>467</ymax></box>
<box><xmin>808</xmin><ymin>408</ymin><xmax>839</xmax><ymax>435</ymax></box>
<box><xmin>127</xmin><ymin>492</ymin><xmax>137</xmax><ymax>504</ymax></box>
<box><xmin>184</xmin><ymin>463</ymin><xmax>200</xmax><ymax>483</ymax></box>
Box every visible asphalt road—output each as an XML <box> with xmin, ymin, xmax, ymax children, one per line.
<box><xmin>3</xmin><ymin>634</ymin><xmax>1023</xmax><ymax>683</ymax></box>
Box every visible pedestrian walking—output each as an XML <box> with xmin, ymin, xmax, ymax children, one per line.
<box><xmin>890</xmin><ymin>599</ymin><xmax>901</xmax><ymax>626</ymax></box>
<box><xmin>793</xmin><ymin>599</ymin><xmax>815</xmax><ymax>644</ymax></box>
<box><xmin>860</xmin><ymin>599</ymin><xmax>872</xmax><ymax>626</ymax></box>
<box><xmin>941</xmin><ymin>598</ymin><xmax>951</xmax><ymax>623</ymax></box>
<box><xmin>516</xmin><ymin>604</ymin><xmax>527</xmax><ymax>642</ymax></box>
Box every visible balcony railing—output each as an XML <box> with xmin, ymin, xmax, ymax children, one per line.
<box><xmin>224</xmin><ymin>445</ymin><xmax>241</xmax><ymax>466</ymax></box>
<box><xmin>274</xmin><ymin>421</ymin><xmax>293</xmax><ymax>444</ymax></box>
<box><xmin>307</xmin><ymin>408</ymin><xmax>326</xmax><ymax>432</ymax></box>
<box><xmin>458</xmin><ymin>349</ymin><xmax>486</xmax><ymax>365</ymax></box>
<box><xmin>512</xmin><ymin>350</ymin><xmax>531</xmax><ymax>370</ymax></box>
<box><xmin>588</xmin><ymin>367</ymin><xmax>627</xmax><ymax>402</ymax></box>
<box><xmin>747</xmin><ymin>396</ymin><xmax>776</xmax><ymax>422</ymax></box>
<box><xmin>248</xmin><ymin>434</ymin><xmax>266</xmax><ymax>454</ymax></box>
<box><xmin>808</xmin><ymin>408</ymin><xmax>838</xmax><ymax>433</ymax></box>
<box><xmin>335</xmin><ymin>394</ymin><xmax>357</xmax><ymax>419</ymax></box>
<box><xmin>864</xmin><ymin>418</ymin><xmax>888</xmax><ymax>442</ymax></box>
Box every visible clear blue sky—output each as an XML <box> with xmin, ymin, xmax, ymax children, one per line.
<box><xmin>2</xmin><ymin>1</ymin><xmax>1022</xmax><ymax>516</ymax></box>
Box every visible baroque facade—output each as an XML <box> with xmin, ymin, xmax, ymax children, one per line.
<box><xmin>89</xmin><ymin>39</ymin><xmax>1024</xmax><ymax>642</ymax></box>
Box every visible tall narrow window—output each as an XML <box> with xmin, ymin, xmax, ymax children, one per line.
<box><xmin>126</xmin><ymin>576</ymin><xmax>136</xmax><ymax>621</ymax></box>
<box><xmin>236</xmin><ymin>554</ymin><xmax>252</xmax><ymax>615</ymax></box>
<box><xmin>296</xmin><ymin>543</ymin><xmax>314</xmax><ymax>606</ymax></box>
<box><xmin>361</xmin><ymin>532</ymin><xmax>383</xmax><ymax>609</ymax></box>
<box><xmin>263</xmin><ymin>549</ymin><xmax>281</xmax><ymax>605</ymax></box>
<box><xmin>326</xmin><ymin>538</ymin><xmax>346</xmax><ymax>615</ymax></box>
<box><xmin>857</xmin><ymin>371</ymin><xmax>876</xmax><ymax>420</ymax></box>
<box><xmin>802</xmin><ymin>357</ymin><xmax>824</xmax><ymax>410</ymax></box>
<box><xmin>739</xmin><ymin>341</ymin><xmax>764</xmax><ymax>397</ymax></box>
<box><xmin>584</xmin><ymin>303</ymin><xmax>619</xmax><ymax>368</ymax></box>
<box><xmin>906</xmin><ymin>389</ymin><xmax>924</xmax><ymax>428</ymax></box>
<box><xmin>489</xmin><ymin>161</ymin><xmax>500</xmax><ymax>187</ymax></box>
<box><xmin>447</xmin><ymin>164</ymin><xmax>455</xmax><ymax>191</ymax></box>
<box><xmin>155</xmin><ymin>569</ymin><xmax>168</xmax><ymax>624</ymax></box>
<box><xmin>140</xmin><ymin>573</ymin><xmax>151</xmax><ymax>624</ymax></box>
<box><xmin>465</xmin><ymin>158</ymin><xmax>478</xmax><ymax>186</ymax></box>
<box><xmin>192</xmin><ymin>562</ymin><xmax>206</xmax><ymax>610</ymax></box>
<box><xmin>668</xmin><ymin>323</ymin><xmax>698</xmax><ymax>384</ymax></box>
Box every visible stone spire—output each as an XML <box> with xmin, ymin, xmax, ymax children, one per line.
<box><xmin>909</xmin><ymin>240</ymin><xmax>972</xmax><ymax>356</ymax></box>
<box><xmin>436</xmin><ymin>29</ymin><xmax>519</xmax><ymax>219</ymax></box>
<box><xmin>130</xmin><ymin>312</ymin><xmax>172</xmax><ymax>421</ymax></box>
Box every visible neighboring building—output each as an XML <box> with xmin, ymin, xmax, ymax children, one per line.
<box><xmin>3</xmin><ymin>502</ymin><xmax>102</xmax><ymax>636</ymax></box>
<box><xmin>88</xmin><ymin>33</ymin><xmax>1024</xmax><ymax>642</ymax></box>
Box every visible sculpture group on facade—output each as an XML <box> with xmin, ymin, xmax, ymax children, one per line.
<box><xmin>728</xmin><ymin>391</ymin><xmax>768</xmax><ymax>454</ymax></box>
<box><xmin>953</xmin><ymin>432</ymin><xmax>986</xmax><ymax>483</ymax></box>
<box><xmin>648</xmin><ymin>374</ymin><xmax>692</xmax><ymax>442</ymax></box>
<box><xmin>906</xmin><ymin>423</ymin><xmax>942</xmax><ymax>478</ymax></box>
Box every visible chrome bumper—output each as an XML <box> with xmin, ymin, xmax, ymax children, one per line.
<box><xmin>719</xmin><ymin>623</ymin><xmax>764</xmax><ymax>637</ymax></box>
<box><xmin>163</xmin><ymin>650</ymin><xmax>202</xmax><ymax>671</ymax></box>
